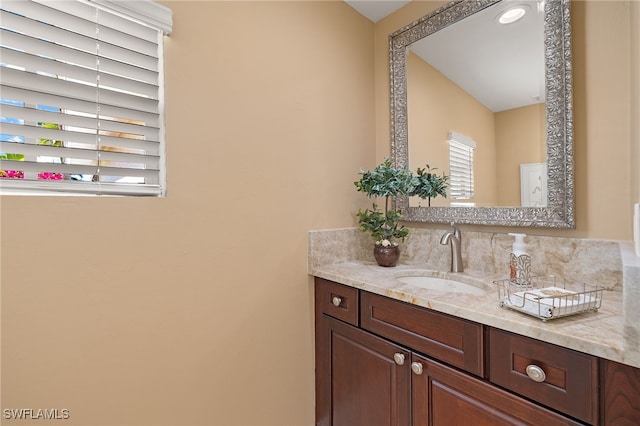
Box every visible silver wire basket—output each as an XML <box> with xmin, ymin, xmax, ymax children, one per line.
<box><xmin>495</xmin><ymin>275</ymin><xmax>604</xmax><ymax>321</ymax></box>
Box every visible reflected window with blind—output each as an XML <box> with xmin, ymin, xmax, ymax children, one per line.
<box><xmin>0</xmin><ymin>0</ymin><xmax>172</xmax><ymax>196</ymax></box>
<box><xmin>448</xmin><ymin>131</ymin><xmax>475</xmax><ymax>200</ymax></box>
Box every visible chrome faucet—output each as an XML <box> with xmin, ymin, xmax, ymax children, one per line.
<box><xmin>440</xmin><ymin>223</ymin><xmax>463</xmax><ymax>272</ymax></box>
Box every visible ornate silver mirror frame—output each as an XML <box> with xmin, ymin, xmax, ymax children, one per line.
<box><xmin>390</xmin><ymin>0</ymin><xmax>574</xmax><ymax>228</ymax></box>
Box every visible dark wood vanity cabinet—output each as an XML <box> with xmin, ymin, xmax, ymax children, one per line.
<box><xmin>315</xmin><ymin>279</ymin><xmax>409</xmax><ymax>425</ymax></box>
<box><xmin>316</xmin><ymin>278</ymin><xmax>581</xmax><ymax>425</ymax></box>
<box><xmin>360</xmin><ymin>291</ymin><xmax>484</xmax><ymax>377</ymax></box>
<box><xmin>489</xmin><ymin>327</ymin><xmax>599</xmax><ymax>424</ymax></box>
<box><xmin>314</xmin><ymin>277</ymin><xmax>640</xmax><ymax>426</ymax></box>
<box><xmin>317</xmin><ymin>315</ymin><xmax>411</xmax><ymax>426</ymax></box>
<box><xmin>411</xmin><ymin>352</ymin><xmax>582</xmax><ymax>426</ymax></box>
<box><xmin>601</xmin><ymin>359</ymin><xmax>640</xmax><ymax>425</ymax></box>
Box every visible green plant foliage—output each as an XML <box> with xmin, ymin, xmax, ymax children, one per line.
<box><xmin>356</xmin><ymin>204</ymin><xmax>410</xmax><ymax>243</ymax></box>
<box><xmin>37</xmin><ymin>122</ymin><xmax>63</xmax><ymax>147</ymax></box>
<box><xmin>354</xmin><ymin>158</ymin><xmax>416</xmax><ymax>198</ymax></box>
<box><xmin>411</xmin><ymin>165</ymin><xmax>449</xmax><ymax>206</ymax></box>
<box><xmin>354</xmin><ymin>158</ymin><xmax>449</xmax><ymax>244</ymax></box>
<box><xmin>0</xmin><ymin>153</ymin><xmax>24</xmax><ymax>160</ymax></box>
<box><xmin>1</xmin><ymin>123</ymin><xmax>63</xmax><ymax>178</ymax></box>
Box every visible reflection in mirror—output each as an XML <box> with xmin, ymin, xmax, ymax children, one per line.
<box><xmin>390</xmin><ymin>0</ymin><xmax>574</xmax><ymax>227</ymax></box>
<box><xmin>407</xmin><ymin>0</ymin><xmax>545</xmax><ymax>208</ymax></box>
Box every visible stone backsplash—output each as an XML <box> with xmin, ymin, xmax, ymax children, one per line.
<box><xmin>308</xmin><ymin>227</ymin><xmax>624</xmax><ymax>291</ymax></box>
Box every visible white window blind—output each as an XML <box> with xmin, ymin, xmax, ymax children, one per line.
<box><xmin>0</xmin><ymin>0</ymin><xmax>172</xmax><ymax>196</ymax></box>
<box><xmin>448</xmin><ymin>131</ymin><xmax>475</xmax><ymax>200</ymax></box>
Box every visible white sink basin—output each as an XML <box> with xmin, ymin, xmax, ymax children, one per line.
<box><xmin>396</xmin><ymin>276</ymin><xmax>486</xmax><ymax>295</ymax></box>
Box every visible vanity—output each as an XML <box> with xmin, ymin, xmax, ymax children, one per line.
<box><xmin>310</xmin><ymin>231</ymin><xmax>640</xmax><ymax>425</ymax></box>
<box><xmin>314</xmin><ymin>276</ymin><xmax>639</xmax><ymax>425</ymax></box>
<box><xmin>310</xmin><ymin>0</ymin><xmax>639</xmax><ymax>423</ymax></box>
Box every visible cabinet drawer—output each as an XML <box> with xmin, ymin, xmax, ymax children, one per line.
<box><xmin>360</xmin><ymin>291</ymin><xmax>484</xmax><ymax>376</ymax></box>
<box><xmin>314</xmin><ymin>278</ymin><xmax>359</xmax><ymax>326</ymax></box>
<box><xmin>411</xmin><ymin>353</ymin><xmax>583</xmax><ymax>426</ymax></box>
<box><xmin>489</xmin><ymin>327</ymin><xmax>599</xmax><ymax>425</ymax></box>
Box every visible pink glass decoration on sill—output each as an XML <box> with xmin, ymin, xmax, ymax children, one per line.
<box><xmin>37</xmin><ymin>172</ymin><xmax>63</xmax><ymax>180</ymax></box>
<box><xmin>0</xmin><ymin>170</ymin><xmax>24</xmax><ymax>178</ymax></box>
<box><xmin>0</xmin><ymin>171</ymin><xmax>63</xmax><ymax>180</ymax></box>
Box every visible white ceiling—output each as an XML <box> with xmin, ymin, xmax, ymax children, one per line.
<box><xmin>344</xmin><ymin>1</ymin><xmax>410</xmax><ymax>23</ymax></box>
<box><xmin>344</xmin><ymin>0</ymin><xmax>546</xmax><ymax>113</ymax></box>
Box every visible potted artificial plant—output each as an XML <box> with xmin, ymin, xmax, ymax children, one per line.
<box><xmin>354</xmin><ymin>158</ymin><xmax>449</xmax><ymax>267</ymax></box>
<box><xmin>413</xmin><ymin>165</ymin><xmax>449</xmax><ymax>207</ymax></box>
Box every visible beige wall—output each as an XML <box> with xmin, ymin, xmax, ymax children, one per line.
<box><xmin>495</xmin><ymin>103</ymin><xmax>546</xmax><ymax>206</ymax></box>
<box><xmin>407</xmin><ymin>52</ymin><xmax>497</xmax><ymax>206</ymax></box>
<box><xmin>572</xmin><ymin>0</ymin><xmax>633</xmax><ymax>239</ymax></box>
<box><xmin>1</xmin><ymin>2</ymin><xmax>374</xmax><ymax>425</ymax></box>
<box><xmin>1</xmin><ymin>2</ymin><xmax>638</xmax><ymax>426</ymax></box>
<box><xmin>376</xmin><ymin>0</ymin><xmax>637</xmax><ymax>239</ymax></box>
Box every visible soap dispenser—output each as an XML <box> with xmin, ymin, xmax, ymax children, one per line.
<box><xmin>508</xmin><ymin>233</ymin><xmax>531</xmax><ymax>286</ymax></box>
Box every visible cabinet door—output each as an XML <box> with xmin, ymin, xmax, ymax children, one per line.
<box><xmin>601</xmin><ymin>359</ymin><xmax>640</xmax><ymax>425</ymax></box>
<box><xmin>316</xmin><ymin>315</ymin><xmax>411</xmax><ymax>426</ymax></box>
<box><xmin>411</xmin><ymin>353</ymin><xmax>583</xmax><ymax>426</ymax></box>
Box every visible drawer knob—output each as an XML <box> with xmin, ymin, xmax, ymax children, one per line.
<box><xmin>526</xmin><ymin>364</ymin><xmax>546</xmax><ymax>383</ymax></box>
<box><xmin>393</xmin><ymin>353</ymin><xmax>405</xmax><ymax>366</ymax></box>
<box><xmin>331</xmin><ymin>296</ymin><xmax>342</xmax><ymax>307</ymax></box>
<box><xmin>411</xmin><ymin>362</ymin><xmax>424</xmax><ymax>375</ymax></box>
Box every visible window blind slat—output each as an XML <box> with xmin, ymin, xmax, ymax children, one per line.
<box><xmin>0</xmin><ymin>9</ymin><xmax>98</xmax><ymax>55</ymax></box>
<box><xmin>97</xmin><ymin>150</ymin><xmax>159</xmax><ymax>168</ymax></box>
<box><xmin>1</xmin><ymin>123</ymin><xmax>160</xmax><ymax>154</ymax></box>
<box><xmin>1</xmin><ymin>141</ymin><xmax>98</xmax><ymax>160</ymax></box>
<box><xmin>98</xmin><ymin>56</ymin><xmax>159</xmax><ymax>86</ymax></box>
<box><xmin>31</xmin><ymin>0</ymin><xmax>161</xmax><ymax>42</ymax></box>
<box><xmin>1</xmin><ymin>159</ymin><xmax>97</xmax><ymax>175</ymax></box>
<box><xmin>0</xmin><ymin>143</ymin><xmax>160</xmax><ymax>174</ymax></box>
<box><xmin>1</xmin><ymin>85</ymin><xmax>160</xmax><ymax>126</ymax></box>
<box><xmin>2</xmin><ymin>2</ymin><xmax>159</xmax><ymax>59</ymax></box>
<box><xmin>99</xmin><ymin>70</ymin><xmax>159</xmax><ymax>99</ymax></box>
<box><xmin>0</xmin><ymin>104</ymin><xmax>160</xmax><ymax>141</ymax></box>
<box><xmin>95</xmin><ymin>41</ymin><xmax>158</xmax><ymax>71</ymax></box>
<box><xmin>0</xmin><ymin>178</ymin><xmax>161</xmax><ymax>196</ymax></box>
<box><xmin>0</xmin><ymin>159</ymin><xmax>158</xmax><ymax>178</ymax></box>
<box><xmin>1</xmin><ymin>48</ymin><xmax>158</xmax><ymax>99</ymax></box>
<box><xmin>3</xmin><ymin>1</ymin><xmax>98</xmax><ymax>39</ymax></box>
<box><xmin>0</xmin><ymin>33</ymin><xmax>158</xmax><ymax>85</ymax></box>
<box><xmin>0</xmin><ymin>0</ymin><xmax>170</xmax><ymax>196</ymax></box>
<box><xmin>449</xmin><ymin>137</ymin><xmax>474</xmax><ymax>199</ymax></box>
<box><xmin>0</xmin><ymin>29</ymin><xmax>96</xmax><ymax>69</ymax></box>
<box><xmin>1</xmin><ymin>68</ymin><xmax>159</xmax><ymax>113</ymax></box>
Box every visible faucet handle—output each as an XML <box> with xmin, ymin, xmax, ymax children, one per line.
<box><xmin>450</xmin><ymin>222</ymin><xmax>461</xmax><ymax>239</ymax></box>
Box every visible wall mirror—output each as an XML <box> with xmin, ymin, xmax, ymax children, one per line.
<box><xmin>390</xmin><ymin>0</ymin><xmax>574</xmax><ymax>228</ymax></box>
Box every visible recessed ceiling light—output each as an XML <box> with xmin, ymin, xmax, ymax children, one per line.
<box><xmin>497</xmin><ymin>6</ymin><xmax>527</xmax><ymax>24</ymax></box>
<box><xmin>537</xmin><ymin>1</ymin><xmax>546</xmax><ymax>13</ymax></box>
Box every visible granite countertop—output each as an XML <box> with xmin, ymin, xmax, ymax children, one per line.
<box><xmin>310</xmin><ymin>260</ymin><xmax>639</xmax><ymax>369</ymax></box>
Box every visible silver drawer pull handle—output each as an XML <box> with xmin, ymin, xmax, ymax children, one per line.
<box><xmin>411</xmin><ymin>362</ymin><xmax>423</xmax><ymax>375</ymax></box>
<box><xmin>393</xmin><ymin>353</ymin><xmax>405</xmax><ymax>366</ymax></box>
<box><xmin>332</xmin><ymin>296</ymin><xmax>342</xmax><ymax>307</ymax></box>
<box><xmin>526</xmin><ymin>364</ymin><xmax>546</xmax><ymax>383</ymax></box>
